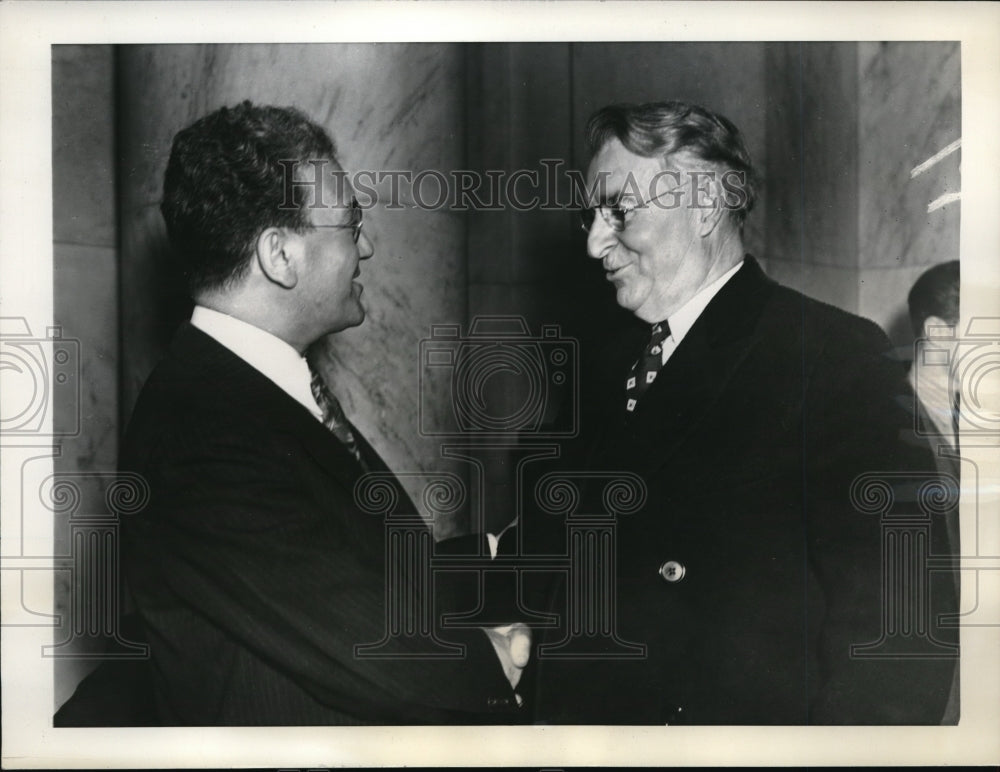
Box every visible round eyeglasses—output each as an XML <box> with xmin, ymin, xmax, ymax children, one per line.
<box><xmin>579</xmin><ymin>188</ymin><xmax>681</xmax><ymax>234</ymax></box>
<box><xmin>318</xmin><ymin>197</ymin><xmax>364</xmax><ymax>243</ymax></box>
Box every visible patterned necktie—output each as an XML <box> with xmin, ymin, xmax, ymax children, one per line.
<box><xmin>625</xmin><ymin>321</ymin><xmax>671</xmax><ymax>413</ymax></box>
<box><xmin>952</xmin><ymin>390</ymin><xmax>961</xmax><ymax>452</ymax></box>
<box><xmin>308</xmin><ymin>364</ymin><xmax>366</xmax><ymax>467</ymax></box>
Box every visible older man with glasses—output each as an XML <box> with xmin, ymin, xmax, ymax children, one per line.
<box><xmin>525</xmin><ymin>101</ymin><xmax>959</xmax><ymax>725</ymax></box>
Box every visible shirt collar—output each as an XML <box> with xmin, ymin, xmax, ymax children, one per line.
<box><xmin>666</xmin><ymin>260</ymin><xmax>744</xmax><ymax>345</ymax></box>
<box><xmin>190</xmin><ymin>306</ymin><xmax>323</xmax><ymax>420</ymax></box>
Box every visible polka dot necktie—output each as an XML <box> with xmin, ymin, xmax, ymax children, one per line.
<box><xmin>625</xmin><ymin>321</ymin><xmax>670</xmax><ymax>413</ymax></box>
<box><xmin>308</xmin><ymin>364</ymin><xmax>367</xmax><ymax>469</ymax></box>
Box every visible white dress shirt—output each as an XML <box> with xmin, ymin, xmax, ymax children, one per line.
<box><xmin>190</xmin><ymin>306</ymin><xmax>323</xmax><ymax>421</ymax></box>
<box><xmin>659</xmin><ymin>260</ymin><xmax>744</xmax><ymax>365</ymax></box>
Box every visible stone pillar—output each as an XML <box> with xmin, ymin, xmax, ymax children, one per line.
<box><xmin>856</xmin><ymin>42</ymin><xmax>961</xmax><ymax>345</ymax></box>
<box><xmin>765</xmin><ymin>42</ymin><xmax>960</xmax><ymax>345</ymax></box>
<box><xmin>117</xmin><ymin>44</ymin><xmax>469</xmax><ymax>535</ymax></box>
<box><xmin>765</xmin><ymin>43</ymin><xmax>861</xmax><ymax>311</ymax></box>
<box><xmin>52</xmin><ymin>44</ymin><xmax>120</xmax><ymax>707</ymax></box>
<box><xmin>463</xmin><ymin>44</ymin><xmax>576</xmax><ymax>533</ymax></box>
<box><xmin>466</xmin><ymin>43</ymin><xmax>575</xmax><ymax>329</ymax></box>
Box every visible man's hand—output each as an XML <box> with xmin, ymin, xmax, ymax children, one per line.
<box><xmin>481</xmin><ymin>519</ymin><xmax>529</xmax><ymax>691</ymax></box>
<box><xmin>481</xmin><ymin>623</ymin><xmax>532</xmax><ymax>689</ymax></box>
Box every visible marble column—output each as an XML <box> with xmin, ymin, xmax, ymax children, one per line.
<box><xmin>856</xmin><ymin>42</ymin><xmax>961</xmax><ymax>345</ymax></box>
<box><xmin>51</xmin><ymin>44</ymin><xmax>119</xmax><ymax>707</ymax></box>
<box><xmin>765</xmin><ymin>42</ymin><xmax>960</xmax><ymax>345</ymax></box>
<box><xmin>464</xmin><ymin>44</ymin><xmax>576</xmax><ymax>533</ymax></box>
<box><xmin>118</xmin><ymin>44</ymin><xmax>469</xmax><ymax>536</ymax></box>
<box><xmin>765</xmin><ymin>43</ymin><xmax>862</xmax><ymax>311</ymax></box>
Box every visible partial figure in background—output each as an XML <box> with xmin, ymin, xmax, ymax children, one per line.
<box><xmin>907</xmin><ymin>259</ymin><xmax>962</xmax><ymax>724</ymax></box>
<box><xmin>908</xmin><ymin>260</ymin><xmax>961</xmax><ymax>451</ymax></box>
<box><xmin>526</xmin><ymin>101</ymin><xmax>959</xmax><ymax>724</ymax></box>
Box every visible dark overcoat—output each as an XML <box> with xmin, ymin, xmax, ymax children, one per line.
<box><xmin>528</xmin><ymin>257</ymin><xmax>959</xmax><ymax>724</ymax></box>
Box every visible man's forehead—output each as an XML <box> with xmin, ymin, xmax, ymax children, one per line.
<box><xmin>586</xmin><ymin>141</ymin><xmax>681</xmax><ymax>204</ymax></box>
<box><xmin>586</xmin><ymin>140</ymin><xmax>665</xmax><ymax>191</ymax></box>
<box><xmin>291</xmin><ymin>156</ymin><xmax>354</xmax><ymax>208</ymax></box>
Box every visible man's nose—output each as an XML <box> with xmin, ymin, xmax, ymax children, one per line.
<box><xmin>586</xmin><ymin>213</ymin><xmax>616</xmax><ymax>260</ymax></box>
<box><xmin>358</xmin><ymin>230</ymin><xmax>374</xmax><ymax>260</ymax></box>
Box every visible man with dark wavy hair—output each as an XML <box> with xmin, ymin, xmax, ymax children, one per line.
<box><xmin>121</xmin><ymin>101</ymin><xmax>525</xmax><ymax>725</ymax></box>
<box><xmin>528</xmin><ymin>101</ymin><xmax>958</xmax><ymax>724</ymax></box>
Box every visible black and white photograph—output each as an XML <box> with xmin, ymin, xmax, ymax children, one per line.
<box><xmin>1</xmin><ymin>1</ymin><xmax>999</xmax><ymax>768</ymax></box>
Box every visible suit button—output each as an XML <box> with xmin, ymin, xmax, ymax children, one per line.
<box><xmin>658</xmin><ymin>560</ymin><xmax>686</xmax><ymax>583</ymax></box>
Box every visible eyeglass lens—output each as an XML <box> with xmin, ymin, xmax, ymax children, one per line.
<box><xmin>349</xmin><ymin>198</ymin><xmax>363</xmax><ymax>242</ymax></box>
<box><xmin>579</xmin><ymin>204</ymin><xmax>626</xmax><ymax>233</ymax></box>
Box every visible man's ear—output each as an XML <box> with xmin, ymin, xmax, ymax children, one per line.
<box><xmin>922</xmin><ymin>315</ymin><xmax>956</xmax><ymax>340</ymax></box>
<box><xmin>697</xmin><ymin>179</ymin><xmax>726</xmax><ymax>238</ymax></box>
<box><xmin>255</xmin><ymin>227</ymin><xmax>298</xmax><ymax>289</ymax></box>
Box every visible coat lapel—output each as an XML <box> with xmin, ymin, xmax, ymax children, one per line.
<box><xmin>600</xmin><ymin>256</ymin><xmax>777</xmax><ymax>475</ymax></box>
<box><xmin>170</xmin><ymin>323</ymin><xmax>373</xmax><ymax>493</ymax></box>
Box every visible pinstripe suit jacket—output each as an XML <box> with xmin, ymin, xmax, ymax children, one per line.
<box><xmin>121</xmin><ymin>323</ymin><xmax>515</xmax><ymax>725</ymax></box>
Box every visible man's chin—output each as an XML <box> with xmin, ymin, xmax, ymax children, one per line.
<box><xmin>322</xmin><ymin>309</ymin><xmax>366</xmax><ymax>338</ymax></box>
<box><xmin>614</xmin><ymin>286</ymin><xmax>642</xmax><ymax>315</ymax></box>
<box><xmin>344</xmin><ymin>309</ymin><xmax>366</xmax><ymax>329</ymax></box>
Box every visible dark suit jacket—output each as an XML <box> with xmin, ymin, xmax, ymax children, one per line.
<box><xmin>528</xmin><ymin>256</ymin><xmax>958</xmax><ymax>724</ymax></box>
<box><xmin>121</xmin><ymin>323</ymin><xmax>516</xmax><ymax>725</ymax></box>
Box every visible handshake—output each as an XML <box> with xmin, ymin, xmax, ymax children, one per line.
<box><xmin>482</xmin><ymin>623</ymin><xmax>532</xmax><ymax>690</ymax></box>
<box><xmin>481</xmin><ymin>519</ymin><xmax>531</xmax><ymax>691</ymax></box>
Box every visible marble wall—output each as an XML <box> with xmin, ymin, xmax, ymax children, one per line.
<box><xmin>51</xmin><ymin>44</ymin><xmax>118</xmax><ymax>708</ymax></box>
<box><xmin>118</xmin><ymin>44</ymin><xmax>470</xmax><ymax>537</ymax></box>
<box><xmin>467</xmin><ymin>44</ymin><xmax>575</xmax><ymax>327</ymax></box>
<box><xmin>764</xmin><ymin>42</ymin><xmax>960</xmax><ymax>345</ymax></box>
<box><xmin>857</xmin><ymin>42</ymin><xmax>961</xmax><ymax>344</ymax></box>
<box><xmin>463</xmin><ymin>44</ymin><xmax>577</xmax><ymax>529</ymax></box>
<box><xmin>764</xmin><ymin>43</ymin><xmax>862</xmax><ymax>311</ymax></box>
